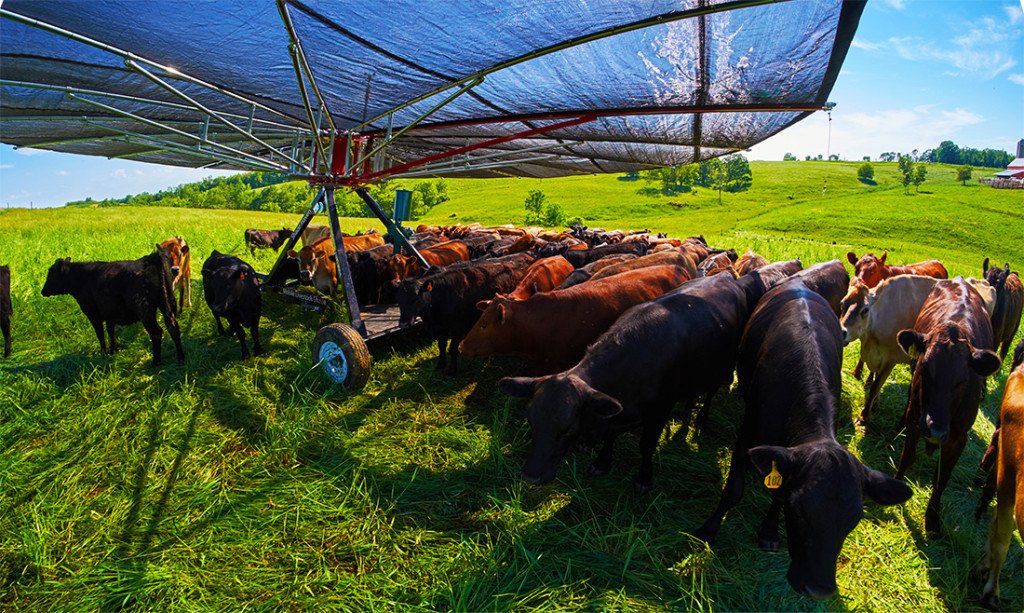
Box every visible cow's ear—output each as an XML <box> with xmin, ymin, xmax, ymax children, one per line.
<box><xmin>846</xmin><ymin>252</ymin><xmax>858</xmax><ymax>266</ymax></box>
<box><xmin>897</xmin><ymin>329</ymin><xmax>926</xmax><ymax>359</ymax></box>
<box><xmin>286</xmin><ymin>250</ymin><xmax>298</xmax><ymax>259</ymax></box>
<box><xmin>423</xmin><ymin>281</ymin><xmax>433</xmax><ymax>293</ymax></box>
<box><xmin>879</xmin><ymin>251</ymin><xmax>888</xmax><ymax>264</ymax></box>
<box><xmin>237</xmin><ymin>271</ymin><xmax>247</xmax><ymax>281</ymax></box>
<box><xmin>182</xmin><ymin>243</ymin><xmax>190</xmax><ymax>254</ymax></box>
<box><xmin>1004</xmin><ymin>263</ymin><xmax>1011</xmax><ymax>274</ymax></box>
<box><xmin>982</xmin><ymin>257</ymin><xmax>990</xmax><ymax>274</ymax></box>
<box><xmin>970</xmin><ymin>349</ymin><xmax>1002</xmax><ymax>377</ymax></box>
<box><xmin>586</xmin><ymin>390</ymin><xmax>623</xmax><ymax>420</ymax></box>
<box><xmin>861</xmin><ymin>465</ymin><xmax>912</xmax><ymax>506</ymax></box>
<box><xmin>476</xmin><ymin>299</ymin><xmax>491</xmax><ymax>311</ymax></box>
<box><xmin>497</xmin><ymin>302</ymin><xmax>509</xmax><ymax>324</ymax></box>
<box><xmin>327</xmin><ymin>254</ymin><xmax>337</xmax><ymax>262</ymax></box>
<box><xmin>499</xmin><ymin>376</ymin><xmax>539</xmax><ymax>398</ymax></box>
<box><xmin>748</xmin><ymin>445</ymin><xmax>795</xmax><ymax>481</ymax></box>
<box><xmin>155</xmin><ymin>243</ymin><xmax>161</xmax><ymax>251</ymax></box>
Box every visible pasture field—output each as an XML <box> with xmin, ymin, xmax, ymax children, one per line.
<box><xmin>1</xmin><ymin>162</ymin><xmax>1022</xmax><ymax>611</ymax></box>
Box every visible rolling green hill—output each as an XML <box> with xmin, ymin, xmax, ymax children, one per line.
<box><xmin>0</xmin><ymin>162</ymin><xmax>1021</xmax><ymax>611</ymax></box>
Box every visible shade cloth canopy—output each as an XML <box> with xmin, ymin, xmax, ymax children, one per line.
<box><xmin>0</xmin><ymin>0</ymin><xmax>865</xmax><ymax>183</ymax></box>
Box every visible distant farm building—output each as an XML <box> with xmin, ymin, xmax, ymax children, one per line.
<box><xmin>985</xmin><ymin>138</ymin><xmax>1024</xmax><ymax>188</ymax></box>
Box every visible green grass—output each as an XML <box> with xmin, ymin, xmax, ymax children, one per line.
<box><xmin>1</xmin><ymin>162</ymin><xmax>1022</xmax><ymax>611</ymax></box>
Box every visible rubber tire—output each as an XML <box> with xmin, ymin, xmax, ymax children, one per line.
<box><xmin>311</xmin><ymin>323</ymin><xmax>372</xmax><ymax>390</ymax></box>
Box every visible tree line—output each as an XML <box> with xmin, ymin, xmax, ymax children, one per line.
<box><xmin>621</xmin><ymin>154</ymin><xmax>753</xmax><ymax>200</ymax></box>
<box><xmin>65</xmin><ymin>172</ymin><xmax>450</xmax><ymax>220</ymax></box>
<box><xmin>876</xmin><ymin>140</ymin><xmax>1011</xmax><ymax>168</ymax></box>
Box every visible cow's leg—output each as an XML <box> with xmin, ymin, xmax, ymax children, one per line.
<box><xmin>161</xmin><ymin>306</ymin><xmax>185</xmax><ymax>364</ymax></box>
<box><xmin>1</xmin><ymin>310</ymin><xmax>11</xmax><ymax>357</ymax></box>
<box><xmin>229</xmin><ymin>318</ymin><xmax>250</xmax><ymax>360</ymax></box>
<box><xmin>925</xmin><ymin>437</ymin><xmax>966</xmax><ymax>538</ymax></box>
<box><xmin>634</xmin><ymin>399</ymin><xmax>675</xmax><ymax>495</ymax></box>
<box><xmin>141</xmin><ymin>315</ymin><xmax>163</xmax><ymax>366</ymax></box>
<box><xmin>757</xmin><ymin>495</ymin><xmax>783</xmax><ymax>551</ymax></box>
<box><xmin>977</xmin><ymin>494</ymin><xmax>1015</xmax><ymax>610</ymax></box>
<box><xmin>694</xmin><ymin>387</ymin><xmax>719</xmax><ymax>434</ymax></box>
<box><xmin>894</xmin><ymin>426</ymin><xmax>919</xmax><ymax>480</ymax></box>
<box><xmin>250</xmin><ymin>320</ymin><xmax>264</xmax><ymax>357</ymax></box>
<box><xmin>88</xmin><ymin>316</ymin><xmax>107</xmax><ymax>355</ymax></box>
<box><xmin>588</xmin><ymin>432</ymin><xmax>618</xmax><ymax>477</ymax></box>
<box><xmin>859</xmin><ymin>362</ymin><xmax>895</xmax><ymax>426</ymax></box>
<box><xmin>105</xmin><ymin>321</ymin><xmax>119</xmax><ymax>353</ymax></box>
<box><xmin>852</xmin><ymin>357</ymin><xmax>864</xmax><ymax>380</ymax></box>
<box><xmin>214</xmin><ymin>315</ymin><xmax>227</xmax><ymax>336</ymax></box>
<box><xmin>694</xmin><ymin>437</ymin><xmax>751</xmax><ymax>546</ymax></box>
<box><xmin>436</xmin><ymin>337</ymin><xmax>448</xmax><ymax>371</ymax></box>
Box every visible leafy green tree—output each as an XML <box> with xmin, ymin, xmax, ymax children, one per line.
<box><xmin>723</xmin><ymin>154</ymin><xmax>752</xmax><ymax>192</ymax></box>
<box><xmin>935</xmin><ymin>140</ymin><xmax>960</xmax><ymax>164</ymax></box>
<box><xmin>783</xmin><ymin>152</ymin><xmax>797</xmax><ymax>161</ymax></box>
<box><xmin>956</xmin><ymin>165</ymin><xmax>973</xmax><ymax>186</ymax></box>
<box><xmin>879</xmin><ymin>152</ymin><xmax>896</xmax><ymax>162</ymax></box>
<box><xmin>897</xmin><ymin>154</ymin><xmax>914</xmax><ymax>193</ymax></box>
<box><xmin>912</xmin><ymin>164</ymin><xmax>927</xmax><ymax>192</ymax></box>
<box><xmin>524</xmin><ymin>190</ymin><xmax>547</xmax><ymax>224</ymax></box>
<box><xmin>857</xmin><ymin>162</ymin><xmax>874</xmax><ymax>182</ymax></box>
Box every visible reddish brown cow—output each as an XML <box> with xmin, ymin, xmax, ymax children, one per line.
<box><xmin>983</xmin><ymin>258</ymin><xmax>1024</xmax><ymax>361</ymax></box>
<box><xmin>698</xmin><ymin>251</ymin><xmax>739</xmax><ymax>278</ymax></box>
<box><xmin>287</xmin><ymin>237</ymin><xmax>339</xmax><ymax>295</ymax></box>
<box><xmin>894</xmin><ymin>278</ymin><xmax>1001</xmax><ymax>538</ymax></box>
<box><xmin>589</xmin><ymin>250</ymin><xmax>697</xmax><ymax>282</ymax></box>
<box><xmin>386</xmin><ymin>240</ymin><xmax>471</xmax><ymax>281</ymax></box>
<box><xmin>498</xmin><ymin>256</ymin><xmax>573</xmax><ymax>301</ymax></box>
<box><xmin>156</xmin><ymin>236</ymin><xmax>191</xmax><ymax>310</ymax></box>
<box><xmin>459</xmin><ymin>265</ymin><xmax>691</xmax><ymax>373</ymax></box>
<box><xmin>975</xmin><ymin>340</ymin><xmax>1024</xmax><ymax>610</ymax></box>
<box><xmin>847</xmin><ymin>250</ymin><xmax>948</xmax><ymax>288</ymax></box>
<box><xmin>734</xmin><ymin>250</ymin><xmax>769</xmax><ymax>276</ymax></box>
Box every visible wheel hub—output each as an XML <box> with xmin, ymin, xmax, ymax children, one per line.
<box><xmin>318</xmin><ymin>340</ymin><xmax>349</xmax><ymax>384</ymax></box>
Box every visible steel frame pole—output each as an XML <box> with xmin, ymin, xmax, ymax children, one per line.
<box><xmin>354</xmin><ymin>188</ymin><xmax>429</xmax><ymax>271</ymax></box>
<box><xmin>265</xmin><ymin>188</ymin><xmax>325</xmax><ymax>286</ymax></box>
<box><xmin>325</xmin><ymin>189</ymin><xmax>366</xmax><ymax>336</ymax></box>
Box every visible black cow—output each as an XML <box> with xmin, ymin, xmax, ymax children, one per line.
<box><xmin>396</xmin><ymin>252</ymin><xmax>532</xmax><ymax>376</ymax></box>
<box><xmin>41</xmin><ymin>253</ymin><xmax>184</xmax><ymax>365</ymax></box>
<box><xmin>694</xmin><ymin>280</ymin><xmax>911</xmax><ymax>600</ymax></box>
<box><xmin>244</xmin><ymin>227</ymin><xmax>291</xmax><ymax>256</ymax></box>
<box><xmin>787</xmin><ymin>259</ymin><xmax>849</xmax><ymax>316</ymax></box>
<box><xmin>348</xmin><ymin>243</ymin><xmax>394</xmax><ymax>306</ymax></box>
<box><xmin>202</xmin><ymin>251</ymin><xmax>264</xmax><ymax>360</ymax></box>
<box><xmin>563</xmin><ymin>242</ymin><xmax>649</xmax><ymax>269</ymax></box>
<box><xmin>0</xmin><ymin>265</ymin><xmax>11</xmax><ymax>358</ymax></box>
<box><xmin>499</xmin><ymin>261</ymin><xmax>802</xmax><ymax>494</ymax></box>
<box><xmin>982</xmin><ymin>258</ymin><xmax>1024</xmax><ymax>361</ymax></box>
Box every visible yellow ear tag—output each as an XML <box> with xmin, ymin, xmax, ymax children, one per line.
<box><xmin>907</xmin><ymin>345</ymin><xmax>921</xmax><ymax>360</ymax></box>
<box><xmin>764</xmin><ymin>461</ymin><xmax>783</xmax><ymax>489</ymax></box>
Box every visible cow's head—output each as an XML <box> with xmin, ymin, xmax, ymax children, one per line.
<box><xmin>287</xmin><ymin>246</ymin><xmax>324</xmax><ymax>284</ymax></box>
<box><xmin>458</xmin><ymin>297</ymin><xmax>516</xmax><ymax>357</ymax></box>
<box><xmin>395</xmin><ymin>279</ymin><xmax>430</xmax><ymax>329</ymax></box>
<box><xmin>156</xmin><ymin>237</ymin><xmax>189</xmax><ymax>279</ymax></box>
<box><xmin>500</xmin><ymin>374</ymin><xmax>624</xmax><ymax>485</ymax></box>
<box><xmin>838</xmin><ymin>279</ymin><xmax>871</xmax><ymax>344</ymax></box>
<box><xmin>41</xmin><ymin>257</ymin><xmax>73</xmax><ymax>296</ymax></box>
<box><xmin>848</xmin><ymin>251</ymin><xmax>887</xmax><ymax>288</ymax></box>
<box><xmin>206</xmin><ymin>265</ymin><xmax>250</xmax><ymax>314</ymax></box>
<box><xmin>982</xmin><ymin>258</ymin><xmax>1012</xmax><ymax>291</ymax></box>
<box><xmin>898</xmin><ymin>322</ymin><xmax>1000</xmax><ymax>443</ymax></box>
<box><xmin>273</xmin><ymin>229</ymin><xmax>292</xmax><ymax>250</ymax></box>
<box><xmin>748</xmin><ymin>442</ymin><xmax>911</xmax><ymax>601</ymax></box>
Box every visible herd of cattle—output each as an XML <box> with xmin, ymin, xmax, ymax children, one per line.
<box><xmin>1</xmin><ymin>218</ymin><xmax>1022</xmax><ymax>605</ymax></box>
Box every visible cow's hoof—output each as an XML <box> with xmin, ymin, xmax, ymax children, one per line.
<box><xmin>758</xmin><ymin>535</ymin><xmax>781</xmax><ymax>552</ymax></box>
<box><xmin>633</xmin><ymin>479</ymin><xmax>653</xmax><ymax>496</ymax></box>
<box><xmin>690</xmin><ymin>526</ymin><xmax>718</xmax><ymax>547</ymax></box>
<box><xmin>979</xmin><ymin>592</ymin><xmax>999</xmax><ymax>611</ymax></box>
<box><xmin>253</xmin><ymin>348</ymin><xmax>265</xmax><ymax>357</ymax></box>
<box><xmin>925</xmin><ymin>520</ymin><xmax>943</xmax><ymax>540</ymax></box>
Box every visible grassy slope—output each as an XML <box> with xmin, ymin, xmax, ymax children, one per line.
<box><xmin>1</xmin><ymin>162</ymin><xmax>1022</xmax><ymax>611</ymax></box>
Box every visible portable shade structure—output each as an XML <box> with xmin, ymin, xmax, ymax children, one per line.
<box><xmin>0</xmin><ymin>0</ymin><xmax>866</xmax><ymax>387</ymax></box>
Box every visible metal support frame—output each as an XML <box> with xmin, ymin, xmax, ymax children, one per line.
<box><xmin>325</xmin><ymin>189</ymin><xmax>366</xmax><ymax>336</ymax></box>
<box><xmin>355</xmin><ymin>188</ymin><xmax>429</xmax><ymax>271</ymax></box>
<box><xmin>266</xmin><ymin>188</ymin><xmax>325</xmax><ymax>286</ymax></box>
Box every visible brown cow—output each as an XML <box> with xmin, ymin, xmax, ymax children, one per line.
<box><xmin>556</xmin><ymin>254</ymin><xmax>639</xmax><ymax>290</ymax></box>
<box><xmin>846</xmin><ymin>250</ymin><xmax>948</xmax><ymax>288</ymax></box>
<box><xmin>386</xmin><ymin>240</ymin><xmax>471</xmax><ymax>281</ymax></box>
<box><xmin>975</xmin><ymin>339</ymin><xmax>1024</xmax><ymax>610</ymax></box>
<box><xmin>698</xmin><ymin>251</ymin><xmax>739</xmax><ymax>278</ymax></box>
<box><xmin>589</xmin><ymin>250</ymin><xmax>698</xmax><ymax>283</ymax></box>
<box><xmin>287</xmin><ymin>237</ymin><xmax>338</xmax><ymax>295</ymax></box>
<box><xmin>983</xmin><ymin>258</ymin><xmax>1024</xmax><ymax>362</ymax></box>
<box><xmin>497</xmin><ymin>256</ymin><xmax>573</xmax><ymax>301</ymax></box>
<box><xmin>734</xmin><ymin>250</ymin><xmax>769</xmax><ymax>276</ymax></box>
<box><xmin>156</xmin><ymin>236</ymin><xmax>191</xmax><ymax>310</ymax></box>
<box><xmin>460</xmin><ymin>265</ymin><xmax>691</xmax><ymax>373</ymax></box>
<box><xmin>894</xmin><ymin>278</ymin><xmax>1001</xmax><ymax>538</ymax></box>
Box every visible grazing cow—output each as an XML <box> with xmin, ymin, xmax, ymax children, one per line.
<box><xmin>846</xmin><ymin>250</ymin><xmax>948</xmax><ymax>288</ymax></box>
<box><xmin>556</xmin><ymin>254</ymin><xmax>638</xmax><ymax>289</ymax></box>
<box><xmin>841</xmin><ymin>275</ymin><xmax>996</xmax><ymax>425</ymax></box>
<box><xmin>301</xmin><ymin>224</ymin><xmax>333</xmax><ymax>246</ymax></box>
<box><xmin>386</xmin><ymin>240</ymin><xmax>471</xmax><ymax>281</ymax></box>
<box><xmin>0</xmin><ymin>265</ymin><xmax>10</xmax><ymax>358</ymax></box>
<box><xmin>500</xmin><ymin>265</ymin><xmax>802</xmax><ymax>493</ymax></box>
<box><xmin>562</xmin><ymin>242</ymin><xmax>649</xmax><ymax>269</ymax></box>
<box><xmin>395</xmin><ymin>253</ymin><xmax>532</xmax><ymax>376</ymax></box>
<box><xmin>341</xmin><ymin>230</ymin><xmax>385</xmax><ymax>253</ymax></box>
<box><xmin>975</xmin><ymin>339</ymin><xmax>1024</xmax><ymax>610</ymax></box>
<box><xmin>348</xmin><ymin>243</ymin><xmax>395</xmax><ymax>306</ymax></box>
<box><xmin>734</xmin><ymin>250</ymin><xmax>769</xmax><ymax>276</ymax></box>
<box><xmin>588</xmin><ymin>250</ymin><xmax>698</xmax><ymax>283</ymax></box>
<box><xmin>697</xmin><ymin>250</ymin><xmax>739</xmax><ymax>278</ymax></box>
<box><xmin>694</xmin><ymin>280</ymin><xmax>912</xmax><ymax>600</ymax></box>
<box><xmin>983</xmin><ymin>258</ymin><xmax>1024</xmax><ymax>361</ymax></box>
<box><xmin>202</xmin><ymin>251</ymin><xmax>264</xmax><ymax>359</ymax></box>
<box><xmin>287</xmin><ymin>237</ymin><xmax>339</xmax><ymax>295</ymax></box>
<box><xmin>156</xmin><ymin>236</ymin><xmax>191</xmax><ymax>310</ymax></box>
<box><xmin>894</xmin><ymin>278</ymin><xmax>1002</xmax><ymax>538</ymax></box>
<box><xmin>40</xmin><ymin>253</ymin><xmax>185</xmax><ymax>365</ymax></box>
<box><xmin>498</xmin><ymin>256</ymin><xmax>573</xmax><ymax>301</ymax></box>
<box><xmin>244</xmin><ymin>227</ymin><xmax>291</xmax><ymax>256</ymax></box>
<box><xmin>460</xmin><ymin>265</ymin><xmax>691</xmax><ymax>373</ymax></box>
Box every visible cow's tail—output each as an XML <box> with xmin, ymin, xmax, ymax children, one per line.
<box><xmin>974</xmin><ymin>426</ymin><xmax>999</xmax><ymax>521</ymax></box>
<box><xmin>153</xmin><ymin>250</ymin><xmax>179</xmax><ymax>323</ymax></box>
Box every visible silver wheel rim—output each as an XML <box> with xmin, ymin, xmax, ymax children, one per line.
<box><xmin>318</xmin><ymin>340</ymin><xmax>349</xmax><ymax>384</ymax></box>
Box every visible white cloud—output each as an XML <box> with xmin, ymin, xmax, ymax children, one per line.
<box><xmin>1009</xmin><ymin>73</ymin><xmax>1024</xmax><ymax>85</ymax></box>
<box><xmin>56</xmin><ymin>170</ymin><xmax>70</xmax><ymax>176</ymax></box>
<box><xmin>850</xmin><ymin>39</ymin><xmax>883</xmax><ymax>51</ymax></box>
<box><xmin>882</xmin><ymin>0</ymin><xmax>906</xmax><ymax>10</ymax></box>
<box><xmin>111</xmin><ymin>169</ymin><xmax>128</xmax><ymax>178</ymax></box>
<box><xmin>14</xmin><ymin>147</ymin><xmax>50</xmax><ymax>157</ymax></box>
<box><xmin>1006</xmin><ymin>4</ymin><xmax>1023</xmax><ymax>25</ymax></box>
<box><xmin>0</xmin><ymin>164</ymin><xmax>12</xmax><ymax>170</ymax></box>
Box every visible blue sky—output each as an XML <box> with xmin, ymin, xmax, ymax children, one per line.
<box><xmin>2</xmin><ymin>0</ymin><xmax>1022</xmax><ymax>208</ymax></box>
